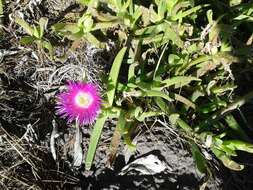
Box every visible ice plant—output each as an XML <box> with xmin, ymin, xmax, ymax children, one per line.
<box><xmin>56</xmin><ymin>81</ymin><xmax>101</xmax><ymax>125</ymax></box>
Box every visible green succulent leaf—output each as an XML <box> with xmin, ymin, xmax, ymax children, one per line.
<box><xmin>85</xmin><ymin>114</ymin><xmax>107</xmax><ymax>170</ymax></box>
<box><xmin>107</xmin><ymin>47</ymin><xmax>127</xmax><ymax>106</ymax></box>
<box><xmin>162</xmin><ymin>76</ymin><xmax>200</xmax><ymax>88</ymax></box>
<box><xmin>15</xmin><ymin>18</ymin><xmax>34</xmax><ymax>36</ymax></box>
<box><xmin>211</xmin><ymin>147</ymin><xmax>244</xmax><ymax>171</ymax></box>
<box><xmin>191</xmin><ymin>143</ymin><xmax>208</xmax><ymax>174</ymax></box>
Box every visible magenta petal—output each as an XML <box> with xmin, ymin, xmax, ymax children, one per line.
<box><xmin>55</xmin><ymin>81</ymin><xmax>101</xmax><ymax>125</ymax></box>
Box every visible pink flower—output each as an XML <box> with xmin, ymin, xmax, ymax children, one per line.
<box><xmin>55</xmin><ymin>81</ymin><xmax>101</xmax><ymax>125</ymax></box>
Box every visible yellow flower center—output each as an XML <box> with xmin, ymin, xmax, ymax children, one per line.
<box><xmin>75</xmin><ymin>92</ymin><xmax>92</xmax><ymax>108</ymax></box>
